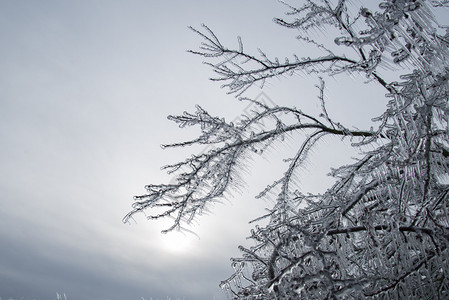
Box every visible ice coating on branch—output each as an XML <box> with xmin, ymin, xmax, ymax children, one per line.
<box><xmin>127</xmin><ymin>0</ymin><xmax>449</xmax><ymax>298</ymax></box>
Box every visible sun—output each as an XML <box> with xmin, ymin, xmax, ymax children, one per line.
<box><xmin>159</xmin><ymin>231</ymin><xmax>194</xmax><ymax>254</ymax></box>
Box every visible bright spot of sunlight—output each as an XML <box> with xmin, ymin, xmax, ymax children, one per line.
<box><xmin>160</xmin><ymin>231</ymin><xmax>195</xmax><ymax>254</ymax></box>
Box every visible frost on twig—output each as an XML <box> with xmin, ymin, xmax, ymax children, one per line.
<box><xmin>124</xmin><ymin>88</ymin><xmax>376</xmax><ymax>233</ymax></box>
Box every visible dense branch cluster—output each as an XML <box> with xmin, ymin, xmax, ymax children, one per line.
<box><xmin>126</xmin><ymin>0</ymin><xmax>449</xmax><ymax>298</ymax></box>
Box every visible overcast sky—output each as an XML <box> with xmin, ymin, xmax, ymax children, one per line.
<box><xmin>0</xmin><ymin>1</ymin><xmax>403</xmax><ymax>299</ymax></box>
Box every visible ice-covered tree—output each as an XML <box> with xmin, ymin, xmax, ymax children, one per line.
<box><xmin>125</xmin><ymin>0</ymin><xmax>449</xmax><ymax>298</ymax></box>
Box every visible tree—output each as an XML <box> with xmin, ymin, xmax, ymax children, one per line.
<box><xmin>124</xmin><ymin>0</ymin><xmax>449</xmax><ymax>298</ymax></box>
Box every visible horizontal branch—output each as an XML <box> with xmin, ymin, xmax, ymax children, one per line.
<box><xmin>327</xmin><ymin>225</ymin><xmax>434</xmax><ymax>236</ymax></box>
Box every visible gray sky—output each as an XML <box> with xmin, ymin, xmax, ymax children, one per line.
<box><xmin>0</xmin><ymin>1</ymin><xmax>391</xmax><ymax>299</ymax></box>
